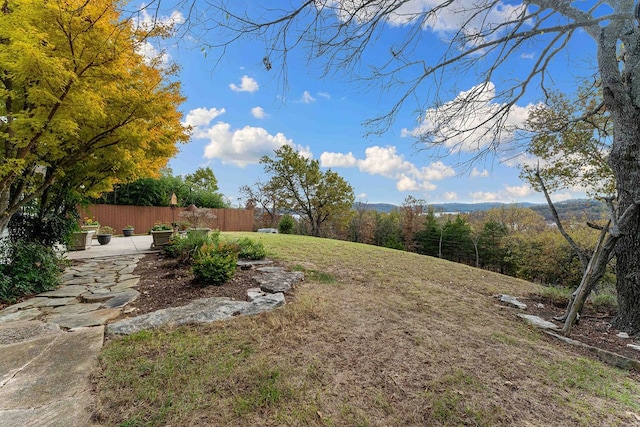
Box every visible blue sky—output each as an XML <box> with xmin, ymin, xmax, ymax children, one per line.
<box><xmin>137</xmin><ymin>1</ymin><xmax>599</xmax><ymax>207</ymax></box>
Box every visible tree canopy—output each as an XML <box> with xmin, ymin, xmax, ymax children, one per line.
<box><xmin>260</xmin><ymin>145</ymin><xmax>354</xmax><ymax>237</ymax></box>
<box><xmin>97</xmin><ymin>168</ymin><xmax>228</xmax><ymax>208</ymax></box>
<box><xmin>0</xmin><ymin>0</ymin><xmax>189</xmax><ymax>232</ymax></box>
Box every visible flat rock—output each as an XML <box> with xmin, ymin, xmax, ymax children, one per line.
<box><xmin>237</xmin><ymin>259</ymin><xmax>273</xmax><ymax>269</ymax></box>
<box><xmin>47</xmin><ymin>308</ymin><xmax>121</xmax><ymax>329</ymax></box>
<box><xmin>107</xmin><ymin>293</ymin><xmax>285</xmax><ymax>336</ymax></box>
<box><xmin>256</xmin><ymin>270</ymin><xmax>304</xmax><ymax>294</ymax></box>
<box><xmin>38</xmin><ymin>285</ymin><xmax>88</xmax><ymax>298</ymax></box>
<box><xmin>102</xmin><ymin>289</ymin><xmax>140</xmax><ymax>309</ymax></box>
<box><xmin>33</xmin><ymin>297</ymin><xmax>78</xmax><ymax>308</ymax></box>
<box><xmin>81</xmin><ymin>292</ymin><xmax>115</xmax><ymax>303</ymax></box>
<box><xmin>0</xmin><ymin>320</ymin><xmax>61</xmax><ymax>346</ymax></box>
<box><xmin>61</xmin><ymin>277</ymin><xmax>94</xmax><ymax>286</ymax></box>
<box><xmin>51</xmin><ymin>303</ymin><xmax>103</xmax><ymax>316</ymax></box>
<box><xmin>247</xmin><ymin>287</ymin><xmax>266</xmax><ymax>301</ymax></box>
<box><xmin>110</xmin><ymin>278</ymin><xmax>140</xmax><ymax>291</ymax></box>
<box><xmin>0</xmin><ymin>325</ymin><xmax>103</xmax><ymax>426</ymax></box>
<box><xmin>0</xmin><ymin>308</ymin><xmax>43</xmax><ymax>325</ymax></box>
<box><xmin>499</xmin><ymin>294</ymin><xmax>527</xmax><ymax>309</ymax></box>
<box><xmin>517</xmin><ymin>314</ymin><xmax>558</xmax><ymax>330</ymax></box>
<box><xmin>627</xmin><ymin>344</ymin><xmax>640</xmax><ymax>351</ymax></box>
<box><xmin>0</xmin><ymin>298</ymin><xmax>48</xmax><ymax>315</ymax></box>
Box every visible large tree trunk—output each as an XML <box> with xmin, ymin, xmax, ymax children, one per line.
<box><xmin>599</xmin><ymin>22</ymin><xmax>640</xmax><ymax>334</ymax></box>
<box><xmin>611</xmin><ymin>112</ymin><xmax>640</xmax><ymax>334</ymax></box>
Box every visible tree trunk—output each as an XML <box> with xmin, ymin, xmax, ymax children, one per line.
<box><xmin>560</xmin><ymin>223</ymin><xmax>613</xmax><ymax>335</ymax></box>
<box><xmin>599</xmin><ymin>22</ymin><xmax>640</xmax><ymax>335</ymax></box>
<box><xmin>608</xmin><ymin>107</ymin><xmax>640</xmax><ymax>335</ymax></box>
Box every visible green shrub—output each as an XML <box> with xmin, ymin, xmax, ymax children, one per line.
<box><xmin>278</xmin><ymin>214</ymin><xmax>295</xmax><ymax>234</ymax></box>
<box><xmin>237</xmin><ymin>237</ymin><xmax>266</xmax><ymax>260</ymax></box>
<box><xmin>191</xmin><ymin>242</ymin><xmax>240</xmax><ymax>286</ymax></box>
<box><xmin>0</xmin><ymin>240</ymin><xmax>65</xmax><ymax>303</ymax></box>
<box><xmin>163</xmin><ymin>231</ymin><xmax>220</xmax><ymax>264</ymax></box>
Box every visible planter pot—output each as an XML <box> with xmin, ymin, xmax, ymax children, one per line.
<box><xmin>96</xmin><ymin>234</ymin><xmax>112</xmax><ymax>245</ymax></box>
<box><xmin>122</xmin><ymin>228</ymin><xmax>135</xmax><ymax>237</ymax></box>
<box><xmin>81</xmin><ymin>224</ymin><xmax>100</xmax><ymax>238</ymax></box>
<box><xmin>151</xmin><ymin>230</ymin><xmax>173</xmax><ymax>247</ymax></box>
<box><xmin>68</xmin><ymin>230</ymin><xmax>94</xmax><ymax>251</ymax></box>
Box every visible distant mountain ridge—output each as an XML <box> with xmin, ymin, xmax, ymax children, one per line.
<box><xmin>356</xmin><ymin>199</ymin><xmax>606</xmax><ymax>221</ymax></box>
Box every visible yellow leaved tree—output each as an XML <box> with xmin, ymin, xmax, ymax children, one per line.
<box><xmin>0</xmin><ymin>0</ymin><xmax>189</xmax><ymax>232</ymax></box>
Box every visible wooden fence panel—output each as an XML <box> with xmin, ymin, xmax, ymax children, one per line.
<box><xmin>79</xmin><ymin>205</ymin><xmax>254</xmax><ymax>234</ymax></box>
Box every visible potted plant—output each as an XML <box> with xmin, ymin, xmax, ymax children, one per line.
<box><xmin>96</xmin><ymin>225</ymin><xmax>114</xmax><ymax>245</ymax></box>
<box><xmin>68</xmin><ymin>226</ymin><xmax>94</xmax><ymax>251</ymax></box>
<box><xmin>80</xmin><ymin>217</ymin><xmax>100</xmax><ymax>235</ymax></box>
<box><xmin>150</xmin><ymin>222</ymin><xmax>173</xmax><ymax>247</ymax></box>
<box><xmin>122</xmin><ymin>225</ymin><xmax>135</xmax><ymax>236</ymax></box>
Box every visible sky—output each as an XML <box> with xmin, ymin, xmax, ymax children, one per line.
<box><xmin>135</xmin><ymin>1</ymin><xmax>601</xmax><ymax>207</ymax></box>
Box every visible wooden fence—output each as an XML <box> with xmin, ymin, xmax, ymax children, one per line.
<box><xmin>79</xmin><ymin>204</ymin><xmax>254</xmax><ymax>234</ymax></box>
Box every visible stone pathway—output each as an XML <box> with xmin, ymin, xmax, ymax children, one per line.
<box><xmin>0</xmin><ymin>255</ymin><xmax>144</xmax><ymax>426</ymax></box>
<box><xmin>0</xmin><ymin>254</ymin><xmax>303</xmax><ymax>426</ymax></box>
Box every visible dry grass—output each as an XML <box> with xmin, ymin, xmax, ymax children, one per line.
<box><xmin>93</xmin><ymin>233</ymin><xmax>640</xmax><ymax>426</ymax></box>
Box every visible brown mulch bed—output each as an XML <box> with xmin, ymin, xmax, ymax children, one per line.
<box><xmin>125</xmin><ymin>252</ymin><xmax>278</xmax><ymax>317</ymax></box>
<box><xmin>512</xmin><ymin>294</ymin><xmax>640</xmax><ymax>363</ymax></box>
<box><xmin>126</xmin><ymin>252</ymin><xmax>640</xmax><ymax>366</ymax></box>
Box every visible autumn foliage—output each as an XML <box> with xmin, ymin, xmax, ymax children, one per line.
<box><xmin>0</xmin><ymin>0</ymin><xmax>189</xmax><ymax>231</ymax></box>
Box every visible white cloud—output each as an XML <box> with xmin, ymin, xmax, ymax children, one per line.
<box><xmin>135</xmin><ymin>41</ymin><xmax>169</xmax><ymax>65</ymax></box>
<box><xmin>469</xmin><ymin>183</ymin><xmax>534</xmax><ymax>202</ymax></box>
<box><xmin>133</xmin><ymin>7</ymin><xmax>185</xmax><ymax>65</ymax></box>
<box><xmin>183</xmin><ymin>107</ymin><xmax>226</xmax><ymax>128</ymax></box>
<box><xmin>251</xmin><ymin>106</ymin><xmax>268</xmax><ymax>119</ymax></box>
<box><xmin>521</xmin><ymin>52</ymin><xmax>535</xmax><ymax>59</ymax></box>
<box><xmin>357</xmin><ymin>193</ymin><xmax>368</xmax><ymax>199</ymax></box>
<box><xmin>471</xmin><ymin>167</ymin><xmax>489</xmax><ymax>178</ymax></box>
<box><xmin>402</xmin><ymin>82</ymin><xmax>535</xmax><ymax>153</ymax></box>
<box><xmin>318</xmin><ymin>92</ymin><xmax>331</xmax><ymax>99</ymax></box>
<box><xmin>442</xmin><ymin>191</ymin><xmax>458</xmax><ymax>201</ymax></box>
<box><xmin>505</xmin><ymin>184</ymin><xmax>533</xmax><ymax>198</ymax></box>
<box><xmin>325</xmin><ymin>1</ymin><xmax>527</xmax><ymax>47</ymax></box>
<box><xmin>321</xmin><ymin>145</ymin><xmax>455</xmax><ymax>193</ymax></box>
<box><xmin>196</xmin><ymin>121</ymin><xmax>309</xmax><ymax>167</ymax></box>
<box><xmin>135</xmin><ymin>7</ymin><xmax>185</xmax><ymax>30</ymax></box>
<box><xmin>320</xmin><ymin>152</ymin><xmax>357</xmax><ymax>167</ymax></box>
<box><xmin>299</xmin><ymin>91</ymin><xmax>316</xmax><ymax>104</ymax></box>
<box><xmin>470</xmin><ymin>191</ymin><xmax>500</xmax><ymax>202</ymax></box>
<box><xmin>230</xmin><ymin>75</ymin><xmax>259</xmax><ymax>93</ymax></box>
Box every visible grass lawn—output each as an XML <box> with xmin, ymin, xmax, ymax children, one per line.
<box><xmin>93</xmin><ymin>233</ymin><xmax>640</xmax><ymax>426</ymax></box>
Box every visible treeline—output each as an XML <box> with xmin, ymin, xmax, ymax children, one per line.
<box><xmin>259</xmin><ymin>201</ymin><xmax>609</xmax><ymax>290</ymax></box>
<box><xmin>94</xmin><ymin>167</ymin><xmax>228</xmax><ymax>209</ymax></box>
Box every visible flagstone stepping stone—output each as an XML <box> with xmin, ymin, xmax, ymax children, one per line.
<box><xmin>102</xmin><ymin>289</ymin><xmax>140</xmax><ymax>309</ymax></box>
<box><xmin>61</xmin><ymin>277</ymin><xmax>95</xmax><ymax>286</ymax></box>
<box><xmin>34</xmin><ymin>297</ymin><xmax>79</xmax><ymax>308</ymax></box>
<box><xmin>51</xmin><ymin>303</ymin><xmax>103</xmax><ymax>316</ymax></box>
<box><xmin>0</xmin><ymin>325</ymin><xmax>103</xmax><ymax>426</ymax></box>
<box><xmin>47</xmin><ymin>308</ymin><xmax>121</xmax><ymax>329</ymax></box>
<box><xmin>110</xmin><ymin>278</ymin><xmax>140</xmax><ymax>291</ymax></box>
<box><xmin>0</xmin><ymin>308</ymin><xmax>43</xmax><ymax>325</ymax></box>
<box><xmin>0</xmin><ymin>298</ymin><xmax>49</xmax><ymax>316</ymax></box>
<box><xmin>38</xmin><ymin>285</ymin><xmax>88</xmax><ymax>298</ymax></box>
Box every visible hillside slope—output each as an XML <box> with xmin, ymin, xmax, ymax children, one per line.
<box><xmin>96</xmin><ymin>234</ymin><xmax>640</xmax><ymax>426</ymax></box>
